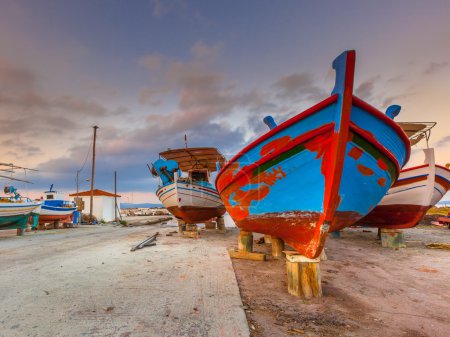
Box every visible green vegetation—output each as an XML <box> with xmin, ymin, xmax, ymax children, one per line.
<box><xmin>427</xmin><ymin>206</ymin><xmax>450</xmax><ymax>216</ymax></box>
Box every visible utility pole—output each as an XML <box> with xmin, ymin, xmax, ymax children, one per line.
<box><xmin>89</xmin><ymin>126</ymin><xmax>99</xmax><ymax>224</ymax></box>
<box><xmin>76</xmin><ymin>170</ymin><xmax>80</xmax><ymax>225</ymax></box>
<box><xmin>114</xmin><ymin>171</ymin><xmax>117</xmax><ymax>222</ymax></box>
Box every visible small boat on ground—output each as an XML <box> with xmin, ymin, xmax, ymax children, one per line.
<box><xmin>216</xmin><ymin>50</ymin><xmax>410</xmax><ymax>258</ymax></box>
<box><xmin>151</xmin><ymin>147</ymin><xmax>226</xmax><ymax>223</ymax></box>
<box><xmin>35</xmin><ymin>185</ymin><xmax>77</xmax><ymax>224</ymax></box>
<box><xmin>0</xmin><ymin>186</ymin><xmax>41</xmax><ymax>230</ymax></box>
<box><xmin>355</xmin><ymin>122</ymin><xmax>450</xmax><ymax>229</ymax></box>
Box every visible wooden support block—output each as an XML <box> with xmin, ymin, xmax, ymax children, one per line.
<box><xmin>264</xmin><ymin>234</ymin><xmax>272</xmax><ymax>244</ymax></box>
<box><xmin>54</xmin><ymin>221</ymin><xmax>61</xmax><ymax>229</ymax></box>
<box><xmin>182</xmin><ymin>230</ymin><xmax>200</xmax><ymax>239</ymax></box>
<box><xmin>238</xmin><ymin>231</ymin><xmax>253</xmax><ymax>252</ymax></box>
<box><xmin>26</xmin><ymin>224</ymin><xmax>32</xmax><ymax>232</ymax></box>
<box><xmin>285</xmin><ymin>251</ymin><xmax>322</xmax><ymax>299</ymax></box>
<box><xmin>204</xmin><ymin>221</ymin><xmax>216</xmax><ymax>230</ymax></box>
<box><xmin>182</xmin><ymin>224</ymin><xmax>199</xmax><ymax>238</ymax></box>
<box><xmin>271</xmin><ymin>236</ymin><xmax>285</xmax><ymax>259</ymax></box>
<box><xmin>229</xmin><ymin>248</ymin><xmax>266</xmax><ymax>261</ymax></box>
<box><xmin>319</xmin><ymin>249</ymin><xmax>327</xmax><ymax>261</ymax></box>
<box><xmin>177</xmin><ymin>220</ymin><xmax>186</xmax><ymax>233</ymax></box>
<box><xmin>185</xmin><ymin>224</ymin><xmax>197</xmax><ymax>232</ymax></box>
<box><xmin>331</xmin><ymin>231</ymin><xmax>341</xmax><ymax>238</ymax></box>
<box><xmin>380</xmin><ymin>229</ymin><xmax>405</xmax><ymax>249</ymax></box>
<box><xmin>426</xmin><ymin>243</ymin><xmax>450</xmax><ymax>250</ymax></box>
<box><xmin>216</xmin><ymin>217</ymin><xmax>226</xmax><ymax>233</ymax></box>
<box><xmin>16</xmin><ymin>228</ymin><xmax>24</xmax><ymax>236</ymax></box>
<box><xmin>37</xmin><ymin>223</ymin><xmax>45</xmax><ymax>230</ymax></box>
<box><xmin>377</xmin><ymin>228</ymin><xmax>381</xmax><ymax>240</ymax></box>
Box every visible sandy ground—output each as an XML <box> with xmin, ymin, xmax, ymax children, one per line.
<box><xmin>0</xmin><ymin>221</ymin><xmax>249</xmax><ymax>337</ymax></box>
<box><xmin>230</xmin><ymin>226</ymin><xmax>450</xmax><ymax>337</ymax></box>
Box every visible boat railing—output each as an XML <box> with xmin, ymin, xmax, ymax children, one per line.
<box><xmin>0</xmin><ymin>196</ymin><xmax>34</xmax><ymax>203</ymax></box>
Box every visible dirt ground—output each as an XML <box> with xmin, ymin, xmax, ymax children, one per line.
<box><xmin>0</xmin><ymin>221</ymin><xmax>249</xmax><ymax>337</ymax></box>
<box><xmin>1</xmin><ymin>219</ymin><xmax>450</xmax><ymax>337</ymax></box>
<box><xmin>228</xmin><ymin>226</ymin><xmax>450</xmax><ymax>337</ymax></box>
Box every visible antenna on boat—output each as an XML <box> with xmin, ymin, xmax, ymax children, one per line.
<box><xmin>184</xmin><ymin>134</ymin><xmax>188</xmax><ymax>148</ymax></box>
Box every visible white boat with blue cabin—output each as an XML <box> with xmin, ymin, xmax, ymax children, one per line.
<box><xmin>151</xmin><ymin>147</ymin><xmax>226</xmax><ymax>223</ymax></box>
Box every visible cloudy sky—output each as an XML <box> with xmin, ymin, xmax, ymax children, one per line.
<box><xmin>1</xmin><ymin>0</ymin><xmax>450</xmax><ymax>203</ymax></box>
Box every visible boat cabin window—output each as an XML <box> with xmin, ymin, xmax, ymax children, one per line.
<box><xmin>46</xmin><ymin>195</ymin><xmax>54</xmax><ymax>200</ymax></box>
<box><xmin>189</xmin><ymin>170</ymin><xmax>208</xmax><ymax>182</ymax></box>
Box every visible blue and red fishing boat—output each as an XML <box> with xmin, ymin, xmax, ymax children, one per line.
<box><xmin>34</xmin><ymin>185</ymin><xmax>77</xmax><ymax>224</ymax></box>
<box><xmin>216</xmin><ymin>50</ymin><xmax>411</xmax><ymax>258</ymax></box>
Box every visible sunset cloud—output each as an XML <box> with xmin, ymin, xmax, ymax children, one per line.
<box><xmin>2</xmin><ymin>1</ymin><xmax>450</xmax><ymax>203</ymax></box>
<box><xmin>424</xmin><ymin>61</ymin><xmax>450</xmax><ymax>75</ymax></box>
<box><xmin>274</xmin><ymin>73</ymin><xmax>327</xmax><ymax>103</ymax></box>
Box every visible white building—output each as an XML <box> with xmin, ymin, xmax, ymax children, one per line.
<box><xmin>69</xmin><ymin>189</ymin><xmax>121</xmax><ymax>222</ymax></box>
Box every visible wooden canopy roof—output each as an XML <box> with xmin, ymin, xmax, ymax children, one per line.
<box><xmin>397</xmin><ymin>122</ymin><xmax>436</xmax><ymax>146</ymax></box>
<box><xmin>159</xmin><ymin>147</ymin><xmax>226</xmax><ymax>172</ymax></box>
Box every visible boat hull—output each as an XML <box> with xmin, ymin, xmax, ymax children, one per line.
<box><xmin>37</xmin><ymin>204</ymin><xmax>76</xmax><ymax>224</ymax></box>
<box><xmin>217</xmin><ymin>121</ymin><xmax>404</xmax><ymax>257</ymax></box>
<box><xmin>0</xmin><ymin>202</ymin><xmax>41</xmax><ymax>229</ymax></box>
<box><xmin>216</xmin><ymin>51</ymin><xmax>409</xmax><ymax>258</ymax></box>
<box><xmin>432</xmin><ymin>165</ymin><xmax>450</xmax><ymax>206</ymax></box>
<box><xmin>355</xmin><ymin>149</ymin><xmax>450</xmax><ymax>229</ymax></box>
<box><xmin>157</xmin><ymin>181</ymin><xmax>225</xmax><ymax>223</ymax></box>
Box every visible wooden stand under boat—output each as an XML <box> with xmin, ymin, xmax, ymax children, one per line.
<box><xmin>285</xmin><ymin>251</ymin><xmax>322</xmax><ymax>299</ymax></box>
<box><xmin>270</xmin><ymin>236</ymin><xmax>285</xmax><ymax>259</ymax></box>
<box><xmin>177</xmin><ymin>219</ymin><xmax>186</xmax><ymax>233</ymax></box>
<box><xmin>216</xmin><ymin>217</ymin><xmax>226</xmax><ymax>233</ymax></box>
<box><xmin>204</xmin><ymin>220</ymin><xmax>216</xmax><ymax>229</ymax></box>
<box><xmin>264</xmin><ymin>234</ymin><xmax>272</xmax><ymax>244</ymax></box>
<box><xmin>229</xmin><ymin>230</ymin><xmax>266</xmax><ymax>261</ymax></box>
<box><xmin>183</xmin><ymin>224</ymin><xmax>200</xmax><ymax>239</ymax></box>
<box><xmin>380</xmin><ymin>228</ymin><xmax>405</xmax><ymax>249</ymax></box>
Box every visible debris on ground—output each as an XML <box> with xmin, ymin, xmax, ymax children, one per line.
<box><xmin>426</xmin><ymin>242</ymin><xmax>450</xmax><ymax>250</ymax></box>
<box><xmin>130</xmin><ymin>232</ymin><xmax>159</xmax><ymax>251</ymax></box>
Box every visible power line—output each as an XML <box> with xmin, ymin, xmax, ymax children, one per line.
<box><xmin>78</xmin><ymin>138</ymin><xmax>93</xmax><ymax>173</ymax></box>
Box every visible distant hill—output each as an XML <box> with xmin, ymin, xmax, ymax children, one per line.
<box><xmin>437</xmin><ymin>200</ymin><xmax>450</xmax><ymax>205</ymax></box>
<box><xmin>120</xmin><ymin>203</ymin><xmax>163</xmax><ymax>209</ymax></box>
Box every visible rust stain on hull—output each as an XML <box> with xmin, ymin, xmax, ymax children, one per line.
<box><xmin>237</xmin><ymin>210</ymin><xmax>361</xmax><ymax>258</ymax></box>
<box><xmin>355</xmin><ymin>204</ymin><xmax>430</xmax><ymax>229</ymax></box>
<box><xmin>167</xmin><ymin>206</ymin><xmax>226</xmax><ymax>223</ymax></box>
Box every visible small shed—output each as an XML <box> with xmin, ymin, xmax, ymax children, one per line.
<box><xmin>69</xmin><ymin>189</ymin><xmax>121</xmax><ymax>222</ymax></box>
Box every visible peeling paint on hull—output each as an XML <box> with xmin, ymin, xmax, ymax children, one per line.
<box><xmin>216</xmin><ymin>51</ymin><xmax>410</xmax><ymax>258</ymax></box>
<box><xmin>238</xmin><ymin>210</ymin><xmax>361</xmax><ymax>257</ymax></box>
